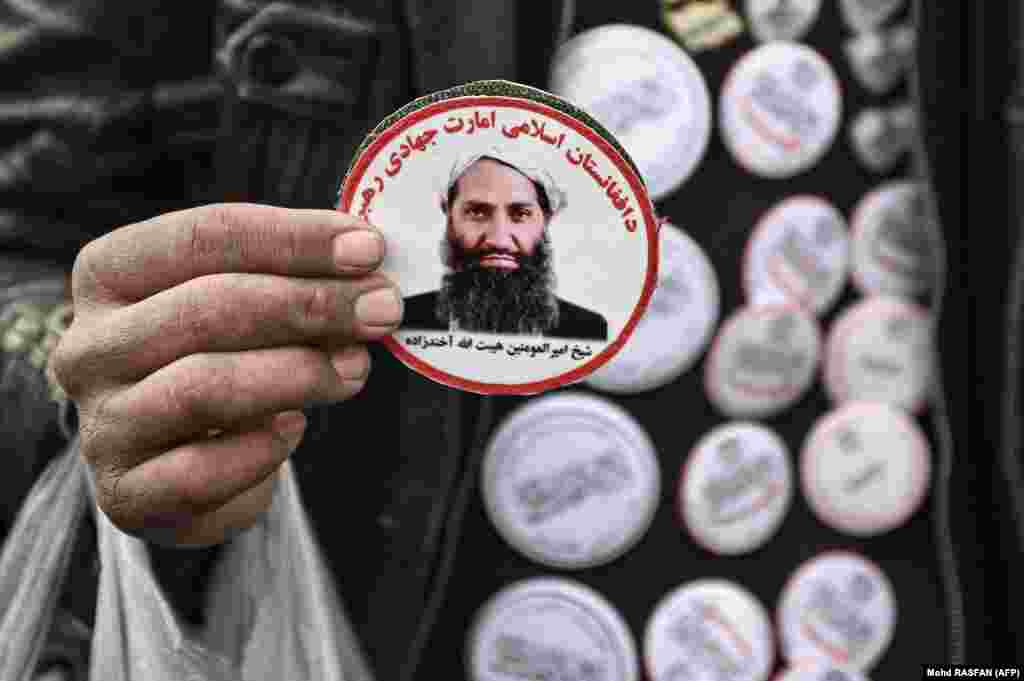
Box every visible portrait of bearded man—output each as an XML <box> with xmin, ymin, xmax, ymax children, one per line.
<box><xmin>402</xmin><ymin>150</ymin><xmax>609</xmax><ymax>340</ymax></box>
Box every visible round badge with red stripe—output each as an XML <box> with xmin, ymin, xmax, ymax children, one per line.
<box><xmin>719</xmin><ymin>42</ymin><xmax>842</xmax><ymax>178</ymax></box>
<box><xmin>823</xmin><ymin>296</ymin><xmax>933</xmax><ymax>412</ymax></box>
<box><xmin>705</xmin><ymin>304</ymin><xmax>822</xmax><ymax>418</ymax></box>
<box><xmin>850</xmin><ymin>181</ymin><xmax>935</xmax><ymax>298</ymax></box>
<box><xmin>777</xmin><ymin>552</ymin><xmax>896</xmax><ymax>671</ymax></box>
<box><xmin>338</xmin><ymin>80</ymin><xmax>658</xmax><ymax>395</ymax></box>
<box><xmin>743</xmin><ymin>196</ymin><xmax>850</xmax><ymax>315</ymax></box>
<box><xmin>644</xmin><ymin>579</ymin><xmax>775</xmax><ymax>681</ymax></box>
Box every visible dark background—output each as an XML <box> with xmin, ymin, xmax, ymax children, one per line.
<box><xmin>970</xmin><ymin>0</ymin><xmax>1018</xmax><ymax>661</ymax></box>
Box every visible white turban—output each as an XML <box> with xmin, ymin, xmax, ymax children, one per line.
<box><xmin>443</xmin><ymin>144</ymin><xmax>568</xmax><ymax>218</ymax></box>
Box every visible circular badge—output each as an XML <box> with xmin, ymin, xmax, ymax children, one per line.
<box><xmin>849</xmin><ymin>104</ymin><xmax>915</xmax><ymax>173</ymax></box>
<box><xmin>744</xmin><ymin>196</ymin><xmax>850</xmax><ymax>315</ymax></box>
<box><xmin>720</xmin><ymin>42</ymin><xmax>842</xmax><ymax>178</ymax></box>
<box><xmin>839</xmin><ymin>0</ymin><xmax>906</xmax><ymax>33</ymax></box>
<box><xmin>481</xmin><ymin>392</ymin><xmax>660</xmax><ymax>569</ymax></box>
<box><xmin>801</xmin><ymin>402</ymin><xmax>931</xmax><ymax>536</ymax></box>
<box><xmin>467</xmin><ymin>577</ymin><xmax>639</xmax><ymax>681</ymax></box>
<box><xmin>549</xmin><ymin>25</ymin><xmax>713</xmax><ymax>200</ymax></box>
<box><xmin>587</xmin><ymin>222</ymin><xmax>720</xmax><ymax>394</ymax></box>
<box><xmin>824</xmin><ymin>296</ymin><xmax>933</xmax><ymax>411</ymax></box>
<box><xmin>705</xmin><ymin>305</ymin><xmax>821</xmax><ymax>418</ymax></box>
<box><xmin>339</xmin><ymin>80</ymin><xmax>658</xmax><ymax>395</ymax></box>
<box><xmin>775</xmin><ymin>661</ymin><xmax>872</xmax><ymax>681</ymax></box>
<box><xmin>844</xmin><ymin>24</ymin><xmax>914</xmax><ymax>95</ymax></box>
<box><xmin>644</xmin><ymin>579</ymin><xmax>775</xmax><ymax>681</ymax></box>
<box><xmin>746</xmin><ymin>0</ymin><xmax>823</xmax><ymax>43</ymax></box>
<box><xmin>850</xmin><ymin>181</ymin><xmax>935</xmax><ymax>298</ymax></box>
<box><xmin>777</xmin><ymin>552</ymin><xmax>896</xmax><ymax>671</ymax></box>
<box><xmin>679</xmin><ymin>422</ymin><xmax>793</xmax><ymax>555</ymax></box>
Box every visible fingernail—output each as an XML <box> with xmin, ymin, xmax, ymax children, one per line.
<box><xmin>273</xmin><ymin>410</ymin><xmax>307</xmax><ymax>445</ymax></box>
<box><xmin>355</xmin><ymin>287</ymin><xmax>403</xmax><ymax>328</ymax></box>
<box><xmin>331</xmin><ymin>346</ymin><xmax>371</xmax><ymax>381</ymax></box>
<box><xmin>334</xmin><ymin>229</ymin><xmax>383</xmax><ymax>270</ymax></box>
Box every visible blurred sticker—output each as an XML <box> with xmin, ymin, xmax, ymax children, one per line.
<box><xmin>839</xmin><ymin>0</ymin><xmax>906</xmax><ymax>32</ymax></box>
<box><xmin>587</xmin><ymin>222</ymin><xmax>720</xmax><ymax>394</ymax></box>
<box><xmin>663</xmin><ymin>0</ymin><xmax>746</xmax><ymax>51</ymax></box>
<box><xmin>704</xmin><ymin>305</ymin><xmax>821</xmax><ymax>418</ymax></box>
<box><xmin>644</xmin><ymin>579</ymin><xmax>775</xmax><ymax>681</ymax></box>
<box><xmin>849</xmin><ymin>104</ymin><xmax>916</xmax><ymax>173</ymax></box>
<box><xmin>778</xmin><ymin>552</ymin><xmax>896</xmax><ymax>671</ymax></box>
<box><xmin>824</xmin><ymin>296</ymin><xmax>933</xmax><ymax>412</ymax></box>
<box><xmin>844</xmin><ymin>24</ymin><xmax>914</xmax><ymax>94</ymax></box>
<box><xmin>744</xmin><ymin>196</ymin><xmax>850</xmax><ymax>315</ymax></box>
<box><xmin>801</xmin><ymin>402</ymin><xmax>932</xmax><ymax>537</ymax></box>
<box><xmin>746</xmin><ymin>0</ymin><xmax>822</xmax><ymax>43</ymax></box>
<box><xmin>850</xmin><ymin>181</ymin><xmax>935</xmax><ymax>298</ymax></box>
<box><xmin>720</xmin><ymin>42</ymin><xmax>842</xmax><ymax>178</ymax></box>
<box><xmin>550</xmin><ymin>25</ymin><xmax>713</xmax><ymax>200</ymax></box>
<box><xmin>679</xmin><ymin>422</ymin><xmax>793</xmax><ymax>555</ymax></box>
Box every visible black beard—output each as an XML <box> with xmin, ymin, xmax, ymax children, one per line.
<box><xmin>436</xmin><ymin>236</ymin><xmax>559</xmax><ymax>334</ymax></box>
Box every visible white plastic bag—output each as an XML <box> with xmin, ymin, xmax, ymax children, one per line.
<box><xmin>0</xmin><ymin>440</ymin><xmax>88</xmax><ymax>681</ymax></box>
<box><xmin>0</xmin><ymin>439</ymin><xmax>375</xmax><ymax>681</ymax></box>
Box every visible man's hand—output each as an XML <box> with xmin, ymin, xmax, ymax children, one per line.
<box><xmin>51</xmin><ymin>204</ymin><xmax>402</xmax><ymax>547</ymax></box>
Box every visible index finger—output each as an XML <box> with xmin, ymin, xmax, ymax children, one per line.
<box><xmin>76</xmin><ymin>203</ymin><xmax>384</xmax><ymax>304</ymax></box>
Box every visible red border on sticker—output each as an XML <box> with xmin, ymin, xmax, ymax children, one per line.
<box><xmin>337</xmin><ymin>95</ymin><xmax>659</xmax><ymax>395</ymax></box>
<box><xmin>775</xmin><ymin>549</ymin><xmax>896</xmax><ymax>670</ymax></box>
<box><xmin>741</xmin><ymin>195</ymin><xmax>850</xmax><ymax>315</ymax></box>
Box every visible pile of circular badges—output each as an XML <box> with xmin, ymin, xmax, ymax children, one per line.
<box><xmin>463</xmin><ymin>1</ymin><xmax>937</xmax><ymax>679</ymax></box>
<box><xmin>470</xmin><ymin>393</ymin><xmax>913</xmax><ymax>680</ymax></box>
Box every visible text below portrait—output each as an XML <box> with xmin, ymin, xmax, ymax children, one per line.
<box><xmin>338</xmin><ymin>80</ymin><xmax>658</xmax><ymax>395</ymax></box>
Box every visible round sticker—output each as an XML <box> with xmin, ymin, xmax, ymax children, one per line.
<box><xmin>549</xmin><ymin>24</ymin><xmax>713</xmax><ymax>200</ymax></box>
<box><xmin>775</xmin><ymin>661</ymin><xmax>872</xmax><ymax>681</ymax></box>
<box><xmin>850</xmin><ymin>181</ymin><xmax>935</xmax><ymax>298</ymax></box>
<box><xmin>777</xmin><ymin>552</ymin><xmax>896</xmax><ymax>671</ymax></box>
<box><xmin>746</xmin><ymin>0</ymin><xmax>823</xmax><ymax>43</ymax></box>
<box><xmin>824</xmin><ymin>296</ymin><xmax>933</xmax><ymax>411</ymax></box>
<box><xmin>705</xmin><ymin>305</ymin><xmax>821</xmax><ymax>418</ymax></box>
<box><xmin>644</xmin><ymin>579</ymin><xmax>775</xmax><ymax>681</ymax></box>
<box><xmin>719</xmin><ymin>42</ymin><xmax>842</xmax><ymax>178</ymax></box>
<box><xmin>587</xmin><ymin>222</ymin><xmax>720</xmax><ymax>394</ymax></box>
<box><xmin>339</xmin><ymin>80</ymin><xmax>658</xmax><ymax>395</ymax></box>
<box><xmin>481</xmin><ymin>391</ymin><xmax>660</xmax><ymax>569</ymax></box>
<box><xmin>839</xmin><ymin>0</ymin><xmax>906</xmax><ymax>32</ymax></box>
<box><xmin>467</xmin><ymin>577</ymin><xmax>639</xmax><ymax>681</ymax></box>
<box><xmin>849</xmin><ymin>104</ymin><xmax>915</xmax><ymax>173</ymax></box>
<box><xmin>801</xmin><ymin>402</ymin><xmax>931</xmax><ymax>537</ymax></box>
<box><xmin>744</xmin><ymin>196</ymin><xmax>850</xmax><ymax>315</ymax></box>
<box><xmin>679</xmin><ymin>422</ymin><xmax>793</xmax><ymax>555</ymax></box>
<box><xmin>844</xmin><ymin>24</ymin><xmax>914</xmax><ymax>95</ymax></box>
